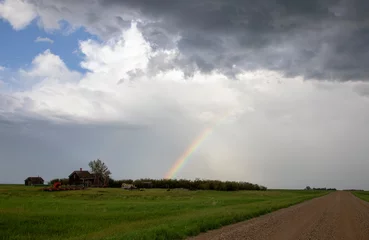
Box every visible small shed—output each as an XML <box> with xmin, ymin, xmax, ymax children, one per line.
<box><xmin>25</xmin><ymin>176</ymin><xmax>44</xmax><ymax>186</ymax></box>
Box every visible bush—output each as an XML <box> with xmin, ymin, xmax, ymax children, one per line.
<box><xmin>49</xmin><ymin>178</ymin><xmax>69</xmax><ymax>185</ymax></box>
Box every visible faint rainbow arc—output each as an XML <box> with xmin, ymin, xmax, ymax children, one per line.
<box><xmin>164</xmin><ymin>111</ymin><xmax>232</xmax><ymax>179</ymax></box>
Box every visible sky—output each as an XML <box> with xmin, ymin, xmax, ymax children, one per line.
<box><xmin>1</xmin><ymin>0</ymin><xmax>369</xmax><ymax>189</ymax></box>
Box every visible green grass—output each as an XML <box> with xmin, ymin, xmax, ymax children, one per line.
<box><xmin>351</xmin><ymin>191</ymin><xmax>369</xmax><ymax>202</ymax></box>
<box><xmin>0</xmin><ymin>185</ymin><xmax>328</xmax><ymax>240</ymax></box>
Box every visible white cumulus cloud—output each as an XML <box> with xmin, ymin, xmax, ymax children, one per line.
<box><xmin>0</xmin><ymin>0</ymin><xmax>37</xmax><ymax>30</ymax></box>
<box><xmin>7</xmin><ymin>23</ymin><xmax>244</xmax><ymax>125</ymax></box>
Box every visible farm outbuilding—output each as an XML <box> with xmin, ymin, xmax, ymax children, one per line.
<box><xmin>24</xmin><ymin>176</ymin><xmax>44</xmax><ymax>186</ymax></box>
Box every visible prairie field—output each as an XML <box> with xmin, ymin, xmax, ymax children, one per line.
<box><xmin>0</xmin><ymin>185</ymin><xmax>328</xmax><ymax>240</ymax></box>
<box><xmin>351</xmin><ymin>191</ymin><xmax>369</xmax><ymax>202</ymax></box>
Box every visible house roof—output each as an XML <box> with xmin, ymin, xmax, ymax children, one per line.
<box><xmin>69</xmin><ymin>170</ymin><xmax>94</xmax><ymax>179</ymax></box>
<box><xmin>25</xmin><ymin>176</ymin><xmax>44</xmax><ymax>182</ymax></box>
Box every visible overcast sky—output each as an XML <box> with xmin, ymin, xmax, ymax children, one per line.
<box><xmin>1</xmin><ymin>0</ymin><xmax>369</xmax><ymax>189</ymax></box>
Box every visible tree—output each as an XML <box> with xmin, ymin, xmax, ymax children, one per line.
<box><xmin>305</xmin><ymin>186</ymin><xmax>311</xmax><ymax>190</ymax></box>
<box><xmin>88</xmin><ymin>159</ymin><xmax>111</xmax><ymax>186</ymax></box>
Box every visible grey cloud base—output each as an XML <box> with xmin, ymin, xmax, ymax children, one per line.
<box><xmin>94</xmin><ymin>0</ymin><xmax>369</xmax><ymax>81</ymax></box>
<box><xmin>11</xmin><ymin>0</ymin><xmax>369</xmax><ymax>81</ymax></box>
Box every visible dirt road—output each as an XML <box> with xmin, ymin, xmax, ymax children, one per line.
<box><xmin>189</xmin><ymin>191</ymin><xmax>369</xmax><ymax>240</ymax></box>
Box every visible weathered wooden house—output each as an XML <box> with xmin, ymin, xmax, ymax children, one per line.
<box><xmin>24</xmin><ymin>176</ymin><xmax>44</xmax><ymax>186</ymax></box>
<box><xmin>68</xmin><ymin>168</ymin><xmax>107</xmax><ymax>187</ymax></box>
<box><xmin>68</xmin><ymin>168</ymin><xmax>95</xmax><ymax>187</ymax></box>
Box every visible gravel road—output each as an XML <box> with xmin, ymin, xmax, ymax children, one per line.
<box><xmin>189</xmin><ymin>191</ymin><xmax>369</xmax><ymax>240</ymax></box>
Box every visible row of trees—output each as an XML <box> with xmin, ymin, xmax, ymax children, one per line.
<box><xmin>343</xmin><ymin>189</ymin><xmax>364</xmax><ymax>191</ymax></box>
<box><xmin>305</xmin><ymin>186</ymin><xmax>337</xmax><ymax>191</ymax></box>
<box><xmin>98</xmin><ymin>160</ymin><xmax>267</xmax><ymax>191</ymax></box>
<box><xmin>50</xmin><ymin>177</ymin><xmax>267</xmax><ymax>191</ymax></box>
<box><xmin>109</xmin><ymin>178</ymin><xmax>267</xmax><ymax>191</ymax></box>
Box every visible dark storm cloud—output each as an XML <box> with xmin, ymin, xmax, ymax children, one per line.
<box><xmin>96</xmin><ymin>0</ymin><xmax>369</xmax><ymax>81</ymax></box>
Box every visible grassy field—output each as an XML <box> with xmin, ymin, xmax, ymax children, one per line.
<box><xmin>0</xmin><ymin>185</ymin><xmax>328</xmax><ymax>240</ymax></box>
<box><xmin>352</xmin><ymin>191</ymin><xmax>369</xmax><ymax>202</ymax></box>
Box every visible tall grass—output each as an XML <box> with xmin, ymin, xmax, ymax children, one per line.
<box><xmin>0</xmin><ymin>185</ymin><xmax>328</xmax><ymax>240</ymax></box>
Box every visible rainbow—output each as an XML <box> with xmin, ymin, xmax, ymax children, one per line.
<box><xmin>164</xmin><ymin>111</ymin><xmax>232</xmax><ymax>179</ymax></box>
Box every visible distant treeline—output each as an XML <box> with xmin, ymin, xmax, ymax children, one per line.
<box><xmin>49</xmin><ymin>178</ymin><xmax>267</xmax><ymax>191</ymax></box>
<box><xmin>312</xmin><ymin>188</ymin><xmax>336</xmax><ymax>191</ymax></box>
<box><xmin>343</xmin><ymin>189</ymin><xmax>364</xmax><ymax>191</ymax></box>
<box><xmin>305</xmin><ymin>186</ymin><xmax>336</xmax><ymax>191</ymax></box>
<box><xmin>109</xmin><ymin>178</ymin><xmax>267</xmax><ymax>191</ymax></box>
